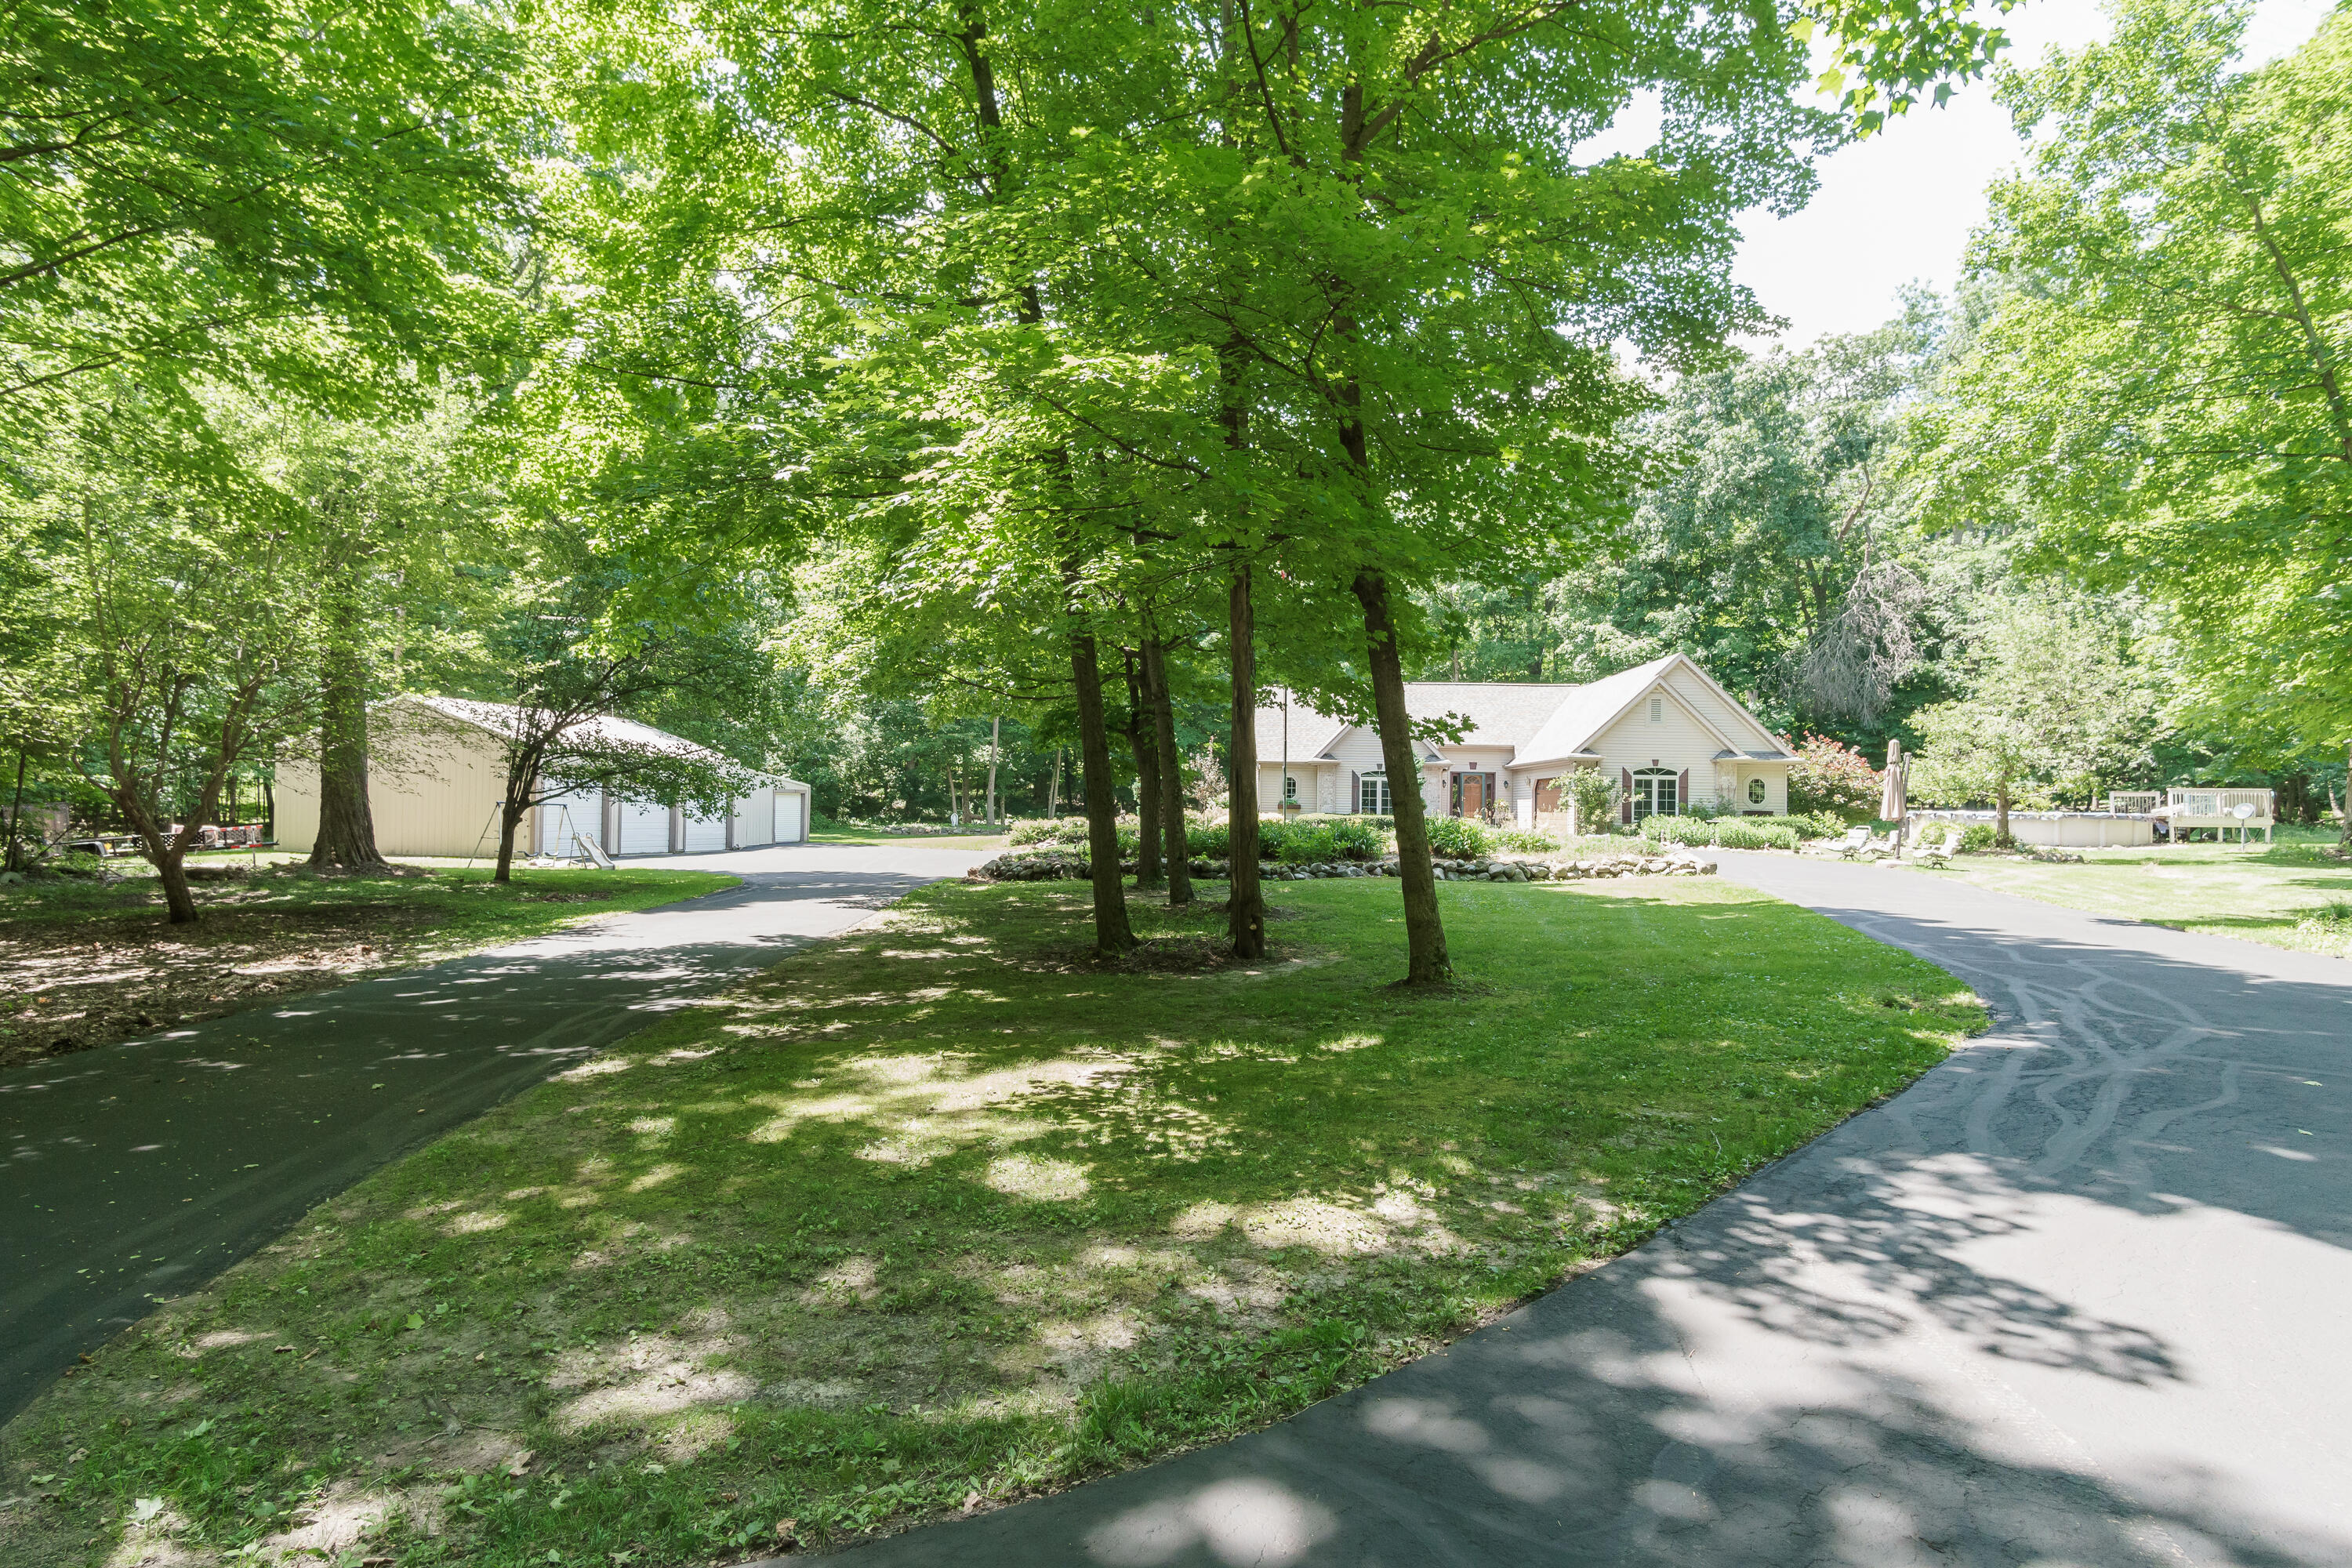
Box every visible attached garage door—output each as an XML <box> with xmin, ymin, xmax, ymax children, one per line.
<box><xmin>680</xmin><ymin>808</ymin><xmax>727</xmax><ymax>853</ymax></box>
<box><xmin>615</xmin><ymin>800</ymin><xmax>671</xmax><ymax>856</ymax></box>
<box><xmin>731</xmin><ymin>787</ymin><xmax>774</xmax><ymax>848</ymax></box>
<box><xmin>776</xmin><ymin>790</ymin><xmax>804</xmax><ymax>843</ymax></box>
<box><xmin>536</xmin><ymin>793</ymin><xmax>599</xmax><ymax>857</ymax></box>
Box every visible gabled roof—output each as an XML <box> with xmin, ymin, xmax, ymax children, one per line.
<box><xmin>1253</xmin><ymin>694</ymin><xmax>1352</xmax><ymax>764</ymax></box>
<box><xmin>1251</xmin><ymin>654</ymin><xmax>1792</xmax><ymax>772</ymax></box>
<box><xmin>395</xmin><ymin>695</ymin><xmax>728</xmax><ymax>766</ymax></box>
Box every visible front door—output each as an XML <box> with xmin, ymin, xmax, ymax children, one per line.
<box><xmin>1460</xmin><ymin>773</ymin><xmax>1486</xmax><ymax>818</ymax></box>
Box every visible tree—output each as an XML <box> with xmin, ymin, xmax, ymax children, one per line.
<box><xmin>1908</xmin><ymin>592</ymin><xmax>2161</xmax><ymax>843</ymax></box>
<box><xmin>465</xmin><ymin>551</ymin><xmax>769</xmax><ymax>882</ymax></box>
<box><xmin>1549</xmin><ymin>318</ymin><xmax>1938</xmax><ymax>733</ymax></box>
<box><xmin>524</xmin><ymin>0</ymin><xmax>2014</xmax><ymax>978</ymax></box>
<box><xmin>30</xmin><ymin>393</ymin><xmax>316</xmax><ymax>921</ymax></box>
<box><xmin>1918</xmin><ymin>0</ymin><xmax>2352</xmax><ymax>763</ymax></box>
<box><xmin>1</xmin><ymin>0</ymin><xmax>521</xmax><ymax>439</ymax></box>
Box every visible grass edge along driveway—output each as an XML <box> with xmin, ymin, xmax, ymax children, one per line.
<box><xmin>1915</xmin><ymin>831</ymin><xmax>2352</xmax><ymax>960</ymax></box>
<box><xmin>2</xmin><ymin>875</ymin><xmax>1986</xmax><ymax>1568</ymax></box>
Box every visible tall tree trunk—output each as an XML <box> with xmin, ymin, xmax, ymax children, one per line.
<box><xmin>1333</xmin><ymin>87</ymin><xmax>1446</xmax><ymax>982</ymax></box>
<box><xmin>1996</xmin><ymin>780</ymin><xmax>2013</xmax><ymax>848</ymax></box>
<box><xmin>492</xmin><ymin>750</ymin><xmax>543</xmax><ymax>885</ymax></box>
<box><xmin>493</xmin><ymin>797</ymin><xmax>528</xmax><ymax>884</ymax></box>
<box><xmin>1049</xmin><ymin>749</ymin><xmax>1062</xmax><ymax>818</ymax></box>
<box><xmin>154</xmin><ymin>841</ymin><xmax>198</xmax><ymax>924</ymax></box>
<box><xmin>1356</xmin><ymin>569</ymin><xmax>1450</xmax><ymax>985</ymax></box>
<box><xmin>988</xmin><ymin>715</ymin><xmax>1000</xmax><ymax>825</ymax></box>
<box><xmin>1126</xmin><ymin>652</ymin><xmax>1163</xmax><ymax>886</ymax></box>
<box><xmin>1146</xmin><ymin>638</ymin><xmax>1192</xmax><ymax>906</ymax></box>
<box><xmin>1226</xmin><ymin>561</ymin><xmax>1265</xmax><ymax>956</ymax></box>
<box><xmin>309</xmin><ymin>632</ymin><xmax>388</xmax><ymax>871</ymax></box>
<box><xmin>5</xmin><ymin>748</ymin><xmax>24</xmax><ymax>873</ymax></box>
<box><xmin>2343</xmin><ymin>742</ymin><xmax>2350</xmax><ymax>846</ymax></box>
<box><xmin>1069</xmin><ymin>626</ymin><xmax>1136</xmax><ymax>953</ymax></box>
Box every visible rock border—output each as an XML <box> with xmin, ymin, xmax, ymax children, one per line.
<box><xmin>971</xmin><ymin>851</ymin><xmax>1717</xmax><ymax>884</ymax></box>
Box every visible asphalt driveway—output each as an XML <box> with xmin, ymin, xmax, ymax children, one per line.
<box><xmin>826</xmin><ymin>853</ymin><xmax>2352</xmax><ymax>1567</ymax></box>
<box><xmin>0</xmin><ymin>842</ymin><xmax>985</xmax><ymax>1423</ymax></box>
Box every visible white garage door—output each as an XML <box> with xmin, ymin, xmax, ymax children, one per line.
<box><xmin>536</xmin><ymin>793</ymin><xmax>599</xmax><ymax>857</ymax></box>
<box><xmin>680</xmin><ymin>809</ymin><xmax>727</xmax><ymax>853</ymax></box>
<box><xmin>732</xmin><ymin>787</ymin><xmax>773</xmax><ymax>848</ymax></box>
<box><xmin>615</xmin><ymin>800</ymin><xmax>671</xmax><ymax>856</ymax></box>
<box><xmin>776</xmin><ymin>790</ymin><xmax>804</xmax><ymax>843</ymax></box>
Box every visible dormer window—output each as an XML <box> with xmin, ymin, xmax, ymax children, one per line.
<box><xmin>1648</xmin><ymin>696</ymin><xmax>1663</xmax><ymax>723</ymax></box>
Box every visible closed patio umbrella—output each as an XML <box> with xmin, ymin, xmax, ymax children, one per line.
<box><xmin>1879</xmin><ymin>739</ymin><xmax>1907</xmax><ymax>831</ymax></box>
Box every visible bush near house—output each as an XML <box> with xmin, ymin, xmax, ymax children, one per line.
<box><xmin>1640</xmin><ymin>818</ymin><xmax>1801</xmax><ymax>852</ymax></box>
<box><xmin>1008</xmin><ymin>815</ymin><xmax>1394</xmax><ymax>865</ymax></box>
<box><xmin>1423</xmin><ymin>815</ymin><xmax>1494</xmax><ymax>859</ymax></box>
<box><xmin>1776</xmin><ymin>733</ymin><xmax>1883</xmax><ymax>820</ymax></box>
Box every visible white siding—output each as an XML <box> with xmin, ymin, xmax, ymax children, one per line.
<box><xmin>1664</xmin><ymin>666</ymin><xmax>1779</xmax><ymax>755</ymax></box>
<box><xmin>1591</xmin><ymin>687</ymin><xmax>1730</xmax><ymax>810</ymax></box>
<box><xmin>732</xmin><ymin>786</ymin><xmax>775</xmax><ymax>848</ymax></box>
<box><xmin>1327</xmin><ymin>727</ymin><xmax>1391</xmax><ymax>812</ymax></box>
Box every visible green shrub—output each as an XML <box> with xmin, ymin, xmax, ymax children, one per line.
<box><xmin>1185</xmin><ymin>819</ymin><xmax>1229</xmax><ymax>858</ymax></box>
<box><xmin>1642</xmin><ymin>815</ymin><xmax>1715</xmax><ymax>848</ymax></box>
<box><xmin>1269</xmin><ymin>816</ymin><xmax>1385</xmax><ymax>863</ymax></box>
<box><xmin>1956</xmin><ymin>823</ymin><xmax>1997</xmax><ymax>853</ymax></box>
<box><xmin>1712</xmin><ymin>822</ymin><xmax>1797</xmax><ymax>851</ymax></box>
<box><xmin>1563</xmin><ymin>768</ymin><xmax>1621</xmax><ymax>829</ymax></box>
<box><xmin>1425</xmin><ymin>816</ymin><xmax>1493</xmax><ymax>858</ymax></box>
<box><xmin>1747</xmin><ymin>811</ymin><xmax>1845</xmax><ymax>840</ymax></box>
<box><xmin>1492</xmin><ymin>827</ymin><xmax>1559</xmax><ymax>854</ymax></box>
<box><xmin>1181</xmin><ymin>815</ymin><xmax>1388</xmax><ymax>863</ymax></box>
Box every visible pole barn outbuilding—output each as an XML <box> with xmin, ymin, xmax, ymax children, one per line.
<box><xmin>276</xmin><ymin>696</ymin><xmax>812</xmax><ymax>860</ymax></box>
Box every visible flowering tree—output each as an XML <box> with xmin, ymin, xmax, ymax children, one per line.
<box><xmin>1779</xmin><ymin>733</ymin><xmax>1885</xmax><ymax>821</ymax></box>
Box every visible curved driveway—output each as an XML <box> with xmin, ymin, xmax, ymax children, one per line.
<box><xmin>833</xmin><ymin>854</ymin><xmax>2352</xmax><ymax>1568</ymax></box>
<box><xmin>0</xmin><ymin>841</ymin><xmax>984</xmax><ymax>1423</ymax></box>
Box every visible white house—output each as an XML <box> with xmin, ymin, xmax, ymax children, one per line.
<box><xmin>1253</xmin><ymin>653</ymin><xmax>1793</xmax><ymax>831</ymax></box>
<box><xmin>276</xmin><ymin>695</ymin><xmax>812</xmax><ymax>860</ymax></box>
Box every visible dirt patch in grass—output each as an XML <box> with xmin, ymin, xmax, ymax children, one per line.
<box><xmin>1</xmin><ymin>876</ymin><xmax>1986</xmax><ymax>1566</ymax></box>
<box><xmin>0</xmin><ymin>866</ymin><xmax>739</xmax><ymax>1069</ymax></box>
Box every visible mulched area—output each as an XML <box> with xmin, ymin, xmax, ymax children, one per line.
<box><xmin>0</xmin><ymin>898</ymin><xmax>430</xmax><ymax>1069</ymax></box>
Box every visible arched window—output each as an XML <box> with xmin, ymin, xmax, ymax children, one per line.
<box><xmin>1283</xmin><ymin>775</ymin><xmax>1299</xmax><ymax>803</ymax></box>
<box><xmin>1748</xmin><ymin>777</ymin><xmax>1767</xmax><ymax>806</ymax></box>
<box><xmin>1631</xmin><ymin>768</ymin><xmax>1678</xmax><ymax>820</ymax></box>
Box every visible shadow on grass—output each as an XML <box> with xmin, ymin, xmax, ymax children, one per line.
<box><xmin>2</xmin><ymin>876</ymin><xmax>1997</xmax><ymax>1565</ymax></box>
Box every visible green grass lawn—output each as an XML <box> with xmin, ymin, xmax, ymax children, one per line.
<box><xmin>808</xmin><ymin>822</ymin><xmax>1009</xmax><ymax>850</ymax></box>
<box><xmin>1920</xmin><ymin>827</ymin><xmax>2352</xmax><ymax>957</ymax></box>
<box><xmin>0</xmin><ymin>864</ymin><xmax>739</xmax><ymax>1066</ymax></box>
<box><xmin>0</xmin><ymin>875</ymin><xmax>1984</xmax><ymax>1567</ymax></box>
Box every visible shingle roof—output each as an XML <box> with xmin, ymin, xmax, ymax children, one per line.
<box><xmin>1251</xmin><ymin>655</ymin><xmax>1789</xmax><ymax>771</ymax></box>
<box><xmin>1252</xmin><ymin>694</ymin><xmax>1352</xmax><ymax>764</ymax></box>
<box><xmin>399</xmin><ymin>695</ymin><xmax>728</xmax><ymax>766</ymax></box>
<box><xmin>1512</xmin><ymin>655</ymin><xmax>1686</xmax><ymax>767</ymax></box>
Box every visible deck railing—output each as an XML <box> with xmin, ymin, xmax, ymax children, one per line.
<box><xmin>2168</xmin><ymin>787</ymin><xmax>2275</xmax><ymax>821</ymax></box>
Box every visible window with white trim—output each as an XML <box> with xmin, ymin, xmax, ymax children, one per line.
<box><xmin>1359</xmin><ymin>773</ymin><xmax>1392</xmax><ymax>814</ymax></box>
<box><xmin>1283</xmin><ymin>775</ymin><xmax>1298</xmax><ymax>802</ymax></box>
<box><xmin>1632</xmin><ymin>768</ymin><xmax>1678</xmax><ymax>820</ymax></box>
<box><xmin>1748</xmin><ymin>777</ymin><xmax>1766</xmax><ymax>805</ymax></box>
<box><xmin>1648</xmin><ymin>696</ymin><xmax>1663</xmax><ymax>723</ymax></box>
